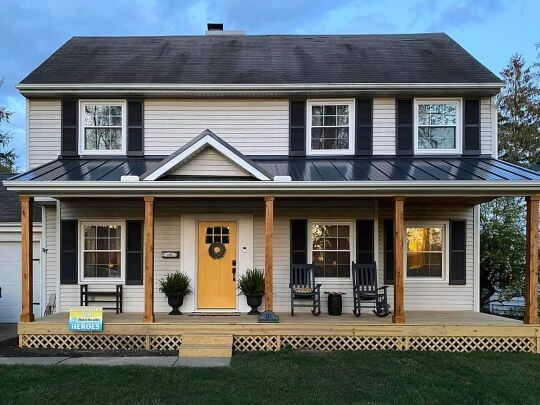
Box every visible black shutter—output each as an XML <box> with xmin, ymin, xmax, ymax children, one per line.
<box><xmin>126</xmin><ymin>220</ymin><xmax>144</xmax><ymax>285</ymax></box>
<box><xmin>356</xmin><ymin>220</ymin><xmax>374</xmax><ymax>263</ymax></box>
<box><xmin>463</xmin><ymin>99</ymin><xmax>481</xmax><ymax>156</ymax></box>
<box><xmin>449</xmin><ymin>220</ymin><xmax>467</xmax><ymax>285</ymax></box>
<box><xmin>383</xmin><ymin>219</ymin><xmax>394</xmax><ymax>284</ymax></box>
<box><xmin>355</xmin><ymin>99</ymin><xmax>373</xmax><ymax>156</ymax></box>
<box><xmin>396</xmin><ymin>99</ymin><xmax>413</xmax><ymax>156</ymax></box>
<box><xmin>60</xmin><ymin>220</ymin><xmax>78</xmax><ymax>284</ymax></box>
<box><xmin>127</xmin><ymin>100</ymin><xmax>144</xmax><ymax>156</ymax></box>
<box><xmin>289</xmin><ymin>100</ymin><xmax>306</xmax><ymax>156</ymax></box>
<box><xmin>61</xmin><ymin>99</ymin><xmax>78</xmax><ymax>157</ymax></box>
<box><xmin>290</xmin><ymin>219</ymin><xmax>308</xmax><ymax>265</ymax></box>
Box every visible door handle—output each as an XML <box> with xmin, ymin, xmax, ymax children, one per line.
<box><xmin>232</xmin><ymin>260</ymin><xmax>237</xmax><ymax>281</ymax></box>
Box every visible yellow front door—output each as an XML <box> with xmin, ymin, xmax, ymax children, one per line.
<box><xmin>197</xmin><ymin>221</ymin><xmax>237</xmax><ymax>309</ymax></box>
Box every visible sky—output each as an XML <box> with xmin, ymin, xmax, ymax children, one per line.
<box><xmin>0</xmin><ymin>0</ymin><xmax>538</xmax><ymax>170</ymax></box>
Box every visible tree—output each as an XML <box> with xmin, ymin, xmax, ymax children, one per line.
<box><xmin>480</xmin><ymin>197</ymin><xmax>525</xmax><ymax>307</ymax></box>
<box><xmin>498</xmin><ymin>54</ymin><xmax>540</xmax><ymax>167</ymax></box>
<box><xmin>0</xmin><ymin>80</ymin><xmax>17</xmax><ymax>173</ymax></box>
<box><xmin>480</xmin><ymin>48</ymin><xmax>540</xmax><ymax>311</ymax></box>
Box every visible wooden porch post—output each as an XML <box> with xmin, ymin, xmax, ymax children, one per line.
<box><xmin>393</xmin><ymin>197</ymin><xmax>405</xmax><ymax>324</ymax></box>
<box><xmin>143</xmin><ymin>196</ymin><xmax>155</xmax><ymax>323</ymax></box>
<box><xmin>265</xmin><ymin>196</ymin><xmax>274</xmax><ymax>311</ymax></box>
<box><xmin>524</xmin><ymin>195</ymin><xmax>539</xmax><ymax>324</ymax></box>
<box><xmin>20</xmin><ymin>196</ymin><xmax>34</xmax><ymax>322</ymax></box>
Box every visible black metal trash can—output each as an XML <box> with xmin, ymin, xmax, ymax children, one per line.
<box><xmin>327</xmin><ymin>292</ymin><xmax>343</xmax><ymax>316</ymax></box>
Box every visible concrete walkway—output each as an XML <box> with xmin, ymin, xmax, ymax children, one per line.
<box><xmin>0</xmin><ymin>356</ymin><xmax>231</xmax><ymax>367</ymax></box>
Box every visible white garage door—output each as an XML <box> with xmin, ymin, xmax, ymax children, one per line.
<box><xmin>0</xmin><ymin>241</ymin><xmax>41</xmax><ymax>323</ymax></box>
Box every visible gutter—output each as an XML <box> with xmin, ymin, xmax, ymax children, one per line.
<box><xmin>4</xmin><ymin>179</ymin><xmax>540</xmax><ymax>198</ymax></box>
<box><xmin>16</xmin><ymin>82</ymin><xmax>505</xmax><ymax>97</ymax></box>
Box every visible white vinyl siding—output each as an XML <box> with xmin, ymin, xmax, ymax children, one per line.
<box><xmin>170</xmin><ymin>148</ymin><xmax>250</xmax><ymax>177</ymax></box>
<box><xmin>44</xmin><ymin>206</ymin><xmax>57</xmax><ymax>305</ymax></box>
<box><xmin>144</xmin><ymin>99</ymin><xmax>289</xmax><ymax>156</ymax></box>
<box><xmin>378</xmin><ymin>204</ymin><xmax>475</xmax><ymax>310</ymax></box>
<box><xmin>481</xmin><ymin>97</ymin><xmax>493</xmax><ymax>156</ymax></box>
<box><xmin>44</xmin><ymin>200</ymin><xmax>476</xmax><ymax>313</ymax></box>
<box><xmin>28</xmin><ymin>99</ymin><xmax>61</xmax><ymax>168</ymax></box>
<box><xmin>372</xmin><ymin>98</ymin><xmax>396</xmax><ymax>155</ymax></box>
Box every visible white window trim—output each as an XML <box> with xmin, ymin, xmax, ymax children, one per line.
<box><xmin>403</xmin><ymin>221</ymin><xmax>449</xmax><ymax>283</ymax></box>
<box><xmin>79</xmin><ymin>99</ymin><xmax>127</xmax><ymax>155</ymax></box>
<box><xmin>306</xmin><ymin>99</ymin><xmax>355</xmax><ymax>156</ymax></box>
<box><xmin>413</xmin><ymin>98</ymin><xmax>462</xmax><ymax>155</ymax></box>
<box><xmin>79</xmin><ymin>220</ymin><xmax>126</xmax><ymax>284</ymax></box>
<box><xmin>307</xmin><ymin>219</ymin><xmax>356</xmax><ymax>283</ymax></box>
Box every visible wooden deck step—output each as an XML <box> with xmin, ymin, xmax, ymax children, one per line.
<box><xmin>179</xmin><ymin>334</ymin><xmax>233</xmax><ymax>358</ymax></box>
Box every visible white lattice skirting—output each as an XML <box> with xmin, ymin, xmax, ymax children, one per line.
<box><xmin>20</xmin><ymin>334</ymin><xmax>537</xmax><ymax>353</ymax></box>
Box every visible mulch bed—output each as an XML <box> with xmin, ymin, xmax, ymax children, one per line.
<box><xmin>0</xmin><ymin>337</ymin><xmax>176</xmax><ymax>357</ymax></box>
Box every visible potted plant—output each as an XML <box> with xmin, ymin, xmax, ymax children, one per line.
<box><xmin>238</xmin><ymin>268</ymin><xmax>265</xmax><ymax>315</ymax></box>
<box><xmin>159</xmin><ymin>271</ymin><xmax>193</xmax><ymax>315</ymax></box>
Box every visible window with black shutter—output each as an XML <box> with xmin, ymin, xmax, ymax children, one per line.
<box><xmin>289</xmin><ymin>100</ymin><xmax>306</xmax><ymax>156</ymax></box>
<box><xmin>60</xmin><ymin>220</ymin><xmax>78</xmax><ymax>284</ymax></box>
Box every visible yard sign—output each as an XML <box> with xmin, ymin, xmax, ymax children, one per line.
<box><xmin>68</xmin><ymin>307</ymin><xmax>103</xmax><ymax>332</ymax></box>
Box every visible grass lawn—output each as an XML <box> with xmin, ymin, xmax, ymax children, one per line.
<box><xmin>1</xmin><ymin>350</ymin><xmax>539</xmax><ymax>404</ymax></box>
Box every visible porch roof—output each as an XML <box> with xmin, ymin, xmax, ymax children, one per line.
<box><xmin>8</xmin><ymin>156</ymin><xmax>540</xmax><ymax>182</ymax></box>
<box><xmin>4</xmin><ymin>156</ymin><xmax>540</xmax><ymax>197</ymax></box>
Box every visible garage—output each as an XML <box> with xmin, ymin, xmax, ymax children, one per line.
<box><xmin>0</xmin><ymin>174</ymin><xmax>42</xmax><ymax>323</ymax></box>
<box><xmin>0</xmin><ymin>238</ymin><xmax>41</xmax><ymax>323</ymax></box>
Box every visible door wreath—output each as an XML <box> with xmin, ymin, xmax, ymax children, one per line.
<box><xmin>208</xmin><ymin>241</ymin><xmax>226</xmax><ymax>259</ymax></box>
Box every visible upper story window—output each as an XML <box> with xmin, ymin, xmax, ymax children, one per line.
<box><xmin>307</xmin><ymin>99</ymin><xmax>355</xmax><ymax>155</ymax></box>
<box><xmin>414</xmin><ymin>99</ymin><xmax>461</xmax><ymax>154</ymax></box>
<box><xmin>80</xmin><ymin>100</ymin><xmax>126</xmax><ymax>155</ymax></box>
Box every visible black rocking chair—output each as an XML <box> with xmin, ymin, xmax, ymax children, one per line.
<box><xmin>352</xmin><ymin>262</ymin><xmax>390</xmax><ymax>317</ymax></box>
<box><xmin>289</xmin><ymin>264</ymin><xmax>322</xmax><ymax>316</ymax></box>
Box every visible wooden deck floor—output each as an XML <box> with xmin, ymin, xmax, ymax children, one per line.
<box><xmin>18</xmin><ymin>311</ymin><xmax>538</xmax><ymax>353</ymax></box>
<box><xmin>34</xmin><ymin>310</ymin><xmax>521</xmax><ymax>326</ymax></box>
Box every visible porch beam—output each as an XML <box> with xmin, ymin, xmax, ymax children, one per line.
<box><xmin>265</xmin><ymin>196</ymin><xmax>274</xmax><ymax>311</ymax></box>
<box><xmin>20</xmin><ymin>196</ymin><xmax>34</xmax><ymax>322</ymax></box>
<box><xmin>143</xmin><ymin>196</ymin><xmax>155</xmax><ymax>323</ymax></box>
<box><xmin>393</xmin><ymin>196</ymin><xmax>405</xmax><ymax>324</ymax></box>
<box><xmin>524</xmin><ymin>195</ymin><xmax>539</xmax><ymax>324</ymax></box>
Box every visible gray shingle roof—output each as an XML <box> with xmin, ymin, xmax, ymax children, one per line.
<box><xmin>20</xmin><ymin>33</ymin><xmax>501</xmax><ymax>85</ymax></box>
<box><xmin>0</xmin><ymin>174</ymin><xmax>41</xmax><ymax>223</ymax></box>
<box><xmin>9</xmin><ymin>157</ymin><xmax>540</xmax><ymax>182</ymax></box>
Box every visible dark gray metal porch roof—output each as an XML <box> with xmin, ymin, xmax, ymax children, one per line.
<box><xmin>8</xmin><ymin>157</ymin><xmax>540</xmax><ymax>183</ymax></box>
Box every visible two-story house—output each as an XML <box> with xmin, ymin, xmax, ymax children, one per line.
<box><xmin>6</xmin><ymin>26</ymin><xmax>540</xmax><ymax>353</ymax></box>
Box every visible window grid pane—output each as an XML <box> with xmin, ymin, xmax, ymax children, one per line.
<box><xmin>417</xmin><ymin>103</ymin><xmax>457</xmax><ymax>150</ymax></box>
<box><xmin>312</xmin><ymin>224</ymin><xmax>351</xmax><ymax>278</ymax></box>
<box><xmin>406</xmin><ymin>226</ymin><xmax>443</xmax><ymax>278</ymax></box>
<box><xmin>83</xmin><ymin>104</ymin><xmax>123</xmax><ymax>151</ymax></box>
<box><xmin>311</xmin><ymin>103</ymin><xmax>350</xmax><ymax>151</ymax></box>
<box><xmin>83</xmin><ymin>225</ymin><xmax>122</xmax><ymax>279</ymax></box>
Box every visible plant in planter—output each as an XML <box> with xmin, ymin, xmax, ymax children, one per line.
<box><xmin>238</xmin><ymin>268</ymin><xmax>265</xmax><ymax>315</ymax></box>
<box><xmin>159</xmin><ymin>271</ymin><xmax>193</xmax><ymax>315</ymax></box>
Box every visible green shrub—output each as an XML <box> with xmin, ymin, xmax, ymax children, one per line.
<box><xmin>238</xmin><ymin>268</ymin><xmax>265</xmax><ymax>296</ymax></box>
<box><xmin>159</xmin><ymin>271</ymin><xmax>193</xmax><ymax>297</ymax></box>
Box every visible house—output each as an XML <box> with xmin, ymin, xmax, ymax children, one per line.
<box><xmin>4</xmin><ymin>26</ymin><xmax>540</xmax><ymax>353</ymax></box>
<box><xmin>0</xmin><ymin>174</ymin><xmax>42</xmax><ymax>323</ymax></box>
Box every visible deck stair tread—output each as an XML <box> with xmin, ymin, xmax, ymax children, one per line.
<box><xmin>179</xmin><ymin>334</ymin><xmax>233</xmax><ymax>358</ymax></box>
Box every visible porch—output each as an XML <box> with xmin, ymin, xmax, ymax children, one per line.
<box><xmin>18</xmin><ymin>310</ymin><xmax>539</xmax><ymax>353</ymax></box>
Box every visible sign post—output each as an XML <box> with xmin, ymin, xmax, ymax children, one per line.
<box><xmin>68</xmin><ymin>307</ymin><xmax>103</xmax><ymax>332</ymax></box>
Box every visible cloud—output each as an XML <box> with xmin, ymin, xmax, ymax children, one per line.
<box><xmin>411</xmin><ymin>0</ymin><xmax>506</xmax><ymax>32</ymax></box>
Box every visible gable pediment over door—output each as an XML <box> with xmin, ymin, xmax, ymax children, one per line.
<box><xmin>141</xmin><ymin>129</ymin><xmax>271</xmax><ymax>181</ymax></box>
<box><xmin>169</xmin><ymin>147</ymin><xmax>251</xmax><ymax>178</ymax></box>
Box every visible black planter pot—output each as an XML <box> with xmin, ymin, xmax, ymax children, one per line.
<box><xmin>167</xmin><ymin>295</ymin><xmax>184</xmax><ymax>315</ymax></box>
<box><xmin>245</xmin><ymin>294</ymin><xmax>263</xmax><ymax>315</ymax></box>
